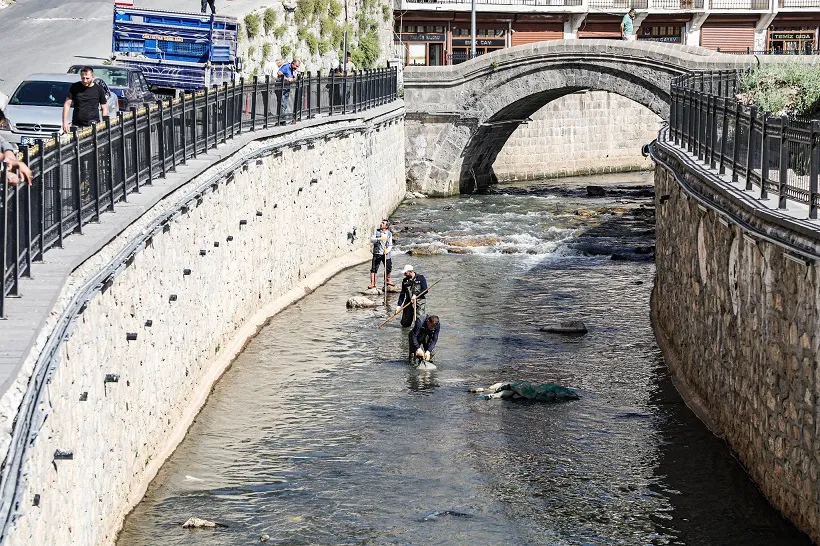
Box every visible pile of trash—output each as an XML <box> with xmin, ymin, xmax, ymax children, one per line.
<box><xmin>470</xmin><ymin>381</ymin><xmax>579</xmax><ymax>403</ymax></box>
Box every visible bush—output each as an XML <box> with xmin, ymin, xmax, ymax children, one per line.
<box><xmin>318</xmin><ymin>40</ymin><xmax>330</xmax><ymax>54</ymax></box>
<box><xmin>262</xmin><ymin>42</ymin><xmax>272</xmax><ymax>59</ymax></box>
<box><xmin>295</xmin><ymin>0</ymin><xmax>315</xmax><ymax>21</ymax></box>
<box><xmin>248</xmin><ymin>45</ymin><xmax>256</xmax><ymax>58</ymax></box>
<box><xmin>320</xmin><ymin>17</ymin><xmax>335</xmax><ymax>36</ymax></box>
<box><xmin>263</xmin><ymin>8</ymin><xmax>277</xmax><ymax>34</ymax></box>
<box><xmin>244</xmin><ymin>14</ymin><xmax>261</xmax><ymax>39</ymax></box>
<box><xmin>739</xmin><ymin>63</ymin><xmax>820</xmax><ymax>119</ymax></box>
<box><xmin>305</xmin><ymin>33</ymin><xmax>319</xmax><ymax>55</ymax></box>
<box><xmin>352</xmin><ymin>30</ymin><xmax>380</xmax><ymax>69</ymax></box>
<box><xmin>382</xmin><ymin>4</ymin><xmax>391</xmax><ymax>22</ymax></box>
<box><xmin>328</xmin><ymin>0</ymin><xmax>342</xmax><ymax>17</ymax></box>
<box><xmin>274</xmin><ymin>24</ymin><xmax>287</xmax><ymax>38</ymax></box>
<box><xmin>281</xmin><ymin>44</ymin><xmax>293</xmax><ymax>59</ymax></box>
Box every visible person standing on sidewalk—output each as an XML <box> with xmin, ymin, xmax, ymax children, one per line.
<box><xmin>621</xmin><ymin>9</ymin><xmax>637</xmax><ymax>41</ymax></box>
<box><xmin>201</xmin><ymin>0</ymin><xmax>216</xmax><ymax>14</ymax></box>
<box><xmin>62</xmin><ymin>67</ymin><xmax>108</xmax><ymax>133</ymax></box>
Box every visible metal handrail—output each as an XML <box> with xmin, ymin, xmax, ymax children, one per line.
<box><xmin>0</xmin><ymin>67</ymin><xmax>399</xmax><ymax>318</ymax></box>
<box><xmin>669</xmin><ymin>70</ymin><xmax>820</xmax><ymax>220</ymax></box>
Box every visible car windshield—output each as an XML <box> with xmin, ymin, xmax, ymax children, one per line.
<box><xmin>9</xmin><ymin>81</ymin><xmax>72</xmax><ymax>107</ymax></box>
<box><xmin>68</xmin><ymin>67</ymin><xmax>129</xmax><ymax>87</ymax></box>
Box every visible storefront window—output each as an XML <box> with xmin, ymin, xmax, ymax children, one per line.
<box><xmin>408</xmin><ymin>43</ymin><xmax>427</xmax><ymax>65</ymax></box>
<box><xmin>768</xmin><ymin>28</ymin><xmax>817</xmax><ymax>54</ymax></box>
<box><xmin>639</xmin><ymin>25</ymin><xmax>683</xmax><ymax>43</ymax></box>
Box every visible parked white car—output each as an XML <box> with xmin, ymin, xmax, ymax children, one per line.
<box><xmin>0</xmin><ymin>73</ymin><xmax>119</xmax><ymax>145</ymax></box>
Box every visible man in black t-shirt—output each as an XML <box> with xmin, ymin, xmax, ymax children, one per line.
<box><xmin>62</xmin><ymin>66</ymin><xmax>108</xmax><ymax>133</ymax></box>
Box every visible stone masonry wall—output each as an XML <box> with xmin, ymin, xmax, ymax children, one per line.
<box><xmin>652</xmin><ymin>163</ymin><xmax>820</xmax><ymax>542</ymax></box>
<box><xmin>4</xmin><ymin>111</ymin><xmax>406</xmax><ymax>546</ymax></box>
<box><xmin>493</xmin><ymin>91</ymin><xmax>663</xmax><ymax>181</ymax></box>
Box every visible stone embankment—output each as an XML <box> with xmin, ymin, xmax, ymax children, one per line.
<box><xmin>2</xmin><ymin>106</ymin><xmax>405</xmax><ymax>546</ymax></box>
<box><xmin>652</xmin><ymin>135</ymin><xmax>820</xmax><ymax>543</ymax></box>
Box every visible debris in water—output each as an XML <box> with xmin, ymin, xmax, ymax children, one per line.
<box><xmin>540</xmin><ymin>321</ymin><xmax>588</xmax><ymax>335</ymax></box>
<box><xmin>182</xmin><ymin>517</ymin><xmax>225</xmax><ymax>528</ymax></box>
<box><xmin>475</xmin><ymin>381</ymin><xmax>579</xmax><ymax>403</ymax></box>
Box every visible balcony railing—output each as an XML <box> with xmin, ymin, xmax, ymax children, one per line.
<box><xmin>778</xmin><ymin>0</ymin><xmax>820</xmax><ymax>6</ymax></box>
<box><xmin>669</xmin><ymin>71</ymin><xmax>820</xmax><ymax>219</ymax></box>
<box><xmin>404</xmin><ymin>0</ymin><xmax>584</xmax><ymax>6</ymax></box>
<box><xmin>0</xmin><ymin>68</ymin><xmax>399</xmax><ymax>318</ymax></box>
<box><xmin>709</xmin><ymin>0</ymin><xmax>769</xmax><ymax>8</ymax></box>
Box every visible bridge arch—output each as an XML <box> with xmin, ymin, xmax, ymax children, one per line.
<box><xmin>403</xmin><ymin>40</ymin><xmax>750</xmax><ymax>195</ymax></box>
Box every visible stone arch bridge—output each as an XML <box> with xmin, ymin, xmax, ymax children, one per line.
<box><xmin>403</xmin><ymin>40</ymin><xmax>777</xmax><ymax>195</ymax></box>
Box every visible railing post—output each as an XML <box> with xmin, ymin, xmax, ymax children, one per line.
<box><xmin>329</xmin><ymin>70</ymin><xmax>336</xmax><ymax>115</ymax></box>
<box><xmin>168</xmin><ymin>98</ymin><xmax>177</xmax><ymax>172</ymax></box>
<box><xmin>263</xmin><ymin>75</ymin><xmax>269</xmax><ymax>130</ymax></box>
<box><xmin>317</xmin><ymin>70</ymin><xmax>322</xmax><ymax>115</ymax></box>
<box><xmin>192</xmin><ymin>91</ymin><xmax>199</xmax><ymax>158</ymax></box>
<box><xmin>809</xmin><ymin>120</ymin><xmax>819</xmax><ymax>220</ymax></box>
<box><xmin>181</xmin><ymin>92</ymin><xmax>188</xmax><ymax>163</ymax></box>
<box><xmin>276</xmin><ymin>76</ymin><xmax>284</xmax><ymax>126</ymax></box>
<box><xmin>10</xmin><ymin>167</ymin><xmax>20</xmax><ymax>295</ymax></box>
<box><xmin>119</xmin><ymin>111</ymin><xmax>128</xmax><ymax>202</ymax></box>
<box><xmin>36</xmin><ymin>138</ymin><xmax>46</xmax><ymax>259</ymax></box>
<box><xmin>306</xmin><ymin>71</ymin><xmax>312</xmax><ymax>118</ymax></box>
<box><xmin>21</xmin><ymin>145</ymin><xmax>32</xmax><ymax>278</ymax></box>
<box><xmin>251</xmin><ymin>76</ymin><xmax>258</xmax><ymax>132</ymax></box>
<box><xmin>71</xmin><ymin>128</ymin><xmax>83</xmax><ymax>234</ymax></box>
<box><xmin>130</xmin><ymin>107</ymin><xmax>140</xmax><ymax>192</ymax></box>
<box><xmin>91</xmin><ymin>123</ymin><xmax>101</xmax><ymax>222</ymax></box>
<box><xmin>1</xmin><ymin>165</ymin><xmax>8</xmax><ymax>316</ymax></box>
<box><xmin>223</xmin><ymin>81</ymin><xmax>229</xmax><ymax>143</ymax></box>
<box><xmin>760</xmin><ymin>112</ymin><xmax>769</xmax><ymax>198</ymax></box>
<box><xmin>158</xmin><ymin>100</ymin><xmax>167</xmax><ymax>178</ymax></box>
<box><xmin>778</xmin><ymin>114</ymin><xmax>789</xmax><ymax>209</ymax></box>
<box><xmin>719</xmin><ymin>97</ymin><xmax>729</xmax><ymax>175</ymax></box>
<box><xmin>732</xmin><ymin>102</ymin><xmax>742</xmax><ymax>184</ymax></box>
<box><xmin>236</xmin><ymin>78</ymin><xmax>243</xmax><ymax>137</ymax></box>
<box><xmin>709</xmin><ymin>94</ymin><xmax>718</xmax><ymax>169</ymax></box>
<box><xmin>105</xmin><ymin>116</ymin><xmax>115</xmax><ymax>212</ymax></box>
<box><xmin>145</xmin><ymin>103</ymin><xmax>154</xmax><ymax>185</ymax></box>
<box><xmin>342</xmin><ymin>71</ymin><xmax>348</xmax><ymax>115</ymax></box>
<box><xmin>212</xmin><ymin>85</ymin><xmax>219</xmax><ymax>149</ymax></box>
<box><xmin>747</xmin><ymin>106</ymin><xmax>760</xmax><ymax>195</ymax></box>
<box><xmin>203</xmin><ymin>87</ymin><xmax>210</xmax><ymax>151</ymax></box>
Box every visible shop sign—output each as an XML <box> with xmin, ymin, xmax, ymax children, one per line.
<box><xmin>397</xmin><ymin>33</ymin><xmax>446</xmax><ymax>42</ymax></box>
<box><xmin>451</xmin><ymin>38</ymin><xmax>505</xmax><ymax>47</ymax></box>
<box><xmin>769</xmin><ymin>32</ymin><xmax>813</xmax><ymax>41</ymax></box>
<box><xmin>639</xmin><ymin>35</ymin><xmax>681</xmax><ymax>43</ymax></box>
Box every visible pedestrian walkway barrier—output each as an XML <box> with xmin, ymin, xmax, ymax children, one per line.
<box><xmin>669</xmin><ymin>70</ymin><xmax>820</xmax><ymax>220</ymax></box>
<box><xmin>0</xmin><ymin>68</ymin><xmax>399</xmax><ymax>318</ymax></box>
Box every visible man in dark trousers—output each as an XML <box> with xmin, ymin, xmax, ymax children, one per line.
<box><xmin>396</xmin><ymin>264</ymin><xmax>428</xmax><ymax>327</ymax></box>
<box><xmin>410</xmin><ymin>315</ymin><xmax>440</xmax><ymax>363</ymax></box>
<box><xmin>62</xmin><ymin>67</ymin><xmax>108</xmax><ymax>133</ymax></box>
<box><xmin>201</xmin><ymin>0</ymin><xmax>216</xmax><ymax>14</ymax></box>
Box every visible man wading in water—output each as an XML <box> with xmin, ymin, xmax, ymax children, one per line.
<box><xmin>396</xmin><ymin>265</ymin><xmax>428</xmax><ymax>327</ymax></box>
<box><xmin>369</xmin><ymin>219</ymin><xmax>394</xmax><ymax>289</ymax></box>
<box><xmin>410</xmin><ymin>315</ymin><xmax>440</xmax><ymax>363</ymax></box>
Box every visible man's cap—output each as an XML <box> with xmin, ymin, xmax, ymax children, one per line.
<box><xmin>403</xmin><ymin>264</ymin><xmax>414</xmax><ymax>273</ymax></box>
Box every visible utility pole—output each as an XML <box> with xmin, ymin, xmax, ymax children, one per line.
<box><xmin>470</xmin><ymin>0</ymin><xmax>476</xmax><ymax>58</ymax></box>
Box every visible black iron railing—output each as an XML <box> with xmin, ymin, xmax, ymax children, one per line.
<box><xmin>716</xmin><ymin>47</ymin><xmax>817</xmax><ymax>55</ymax></box>
<box><xmin>0</xmin><ymin>68</ymin><xmax>398</xmax><ymax>318</ymax></box>
<box><xmin>669</xmin><ymin>70</ymin><xmax>820</xmax><ymax>219</ymax></box>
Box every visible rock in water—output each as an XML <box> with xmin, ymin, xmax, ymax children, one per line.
<box><xmin>587</xmin><ymin>185</ymin><xmax>606</xmax><ymax>197</ymax></box>
<box><xmin>360</xmin><ymin>287</ymin><xmax>383</xmax><ymax>296</ymax></box>
<box><xmin>182</xmin><ymin>517</ymin><xmax>221</xmax><ymax>528</ymax></box>
<box><xmin>386</xmin><ymin>284</ymin><xmax>402</xmax><ymax>293</ymax></box>
<box><xmin>540</xmin><ymin>321</ymin><xmax>588</xmax><ymax>335</ymax></box>
<box><xmin>346</xmin><ymin>296</ymin><xmax>377</xmax><ymax>308</ymax></box>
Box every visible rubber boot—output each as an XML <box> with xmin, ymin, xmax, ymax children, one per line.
<box><xmin>368</xmin><ymin>273</ymin><xmax>377</xmax><ymax>289</ymax></box>
<box><xmin>386</xmin><ymin>274</ymin><xmax>395</xmax><ymax>287</ymax></box>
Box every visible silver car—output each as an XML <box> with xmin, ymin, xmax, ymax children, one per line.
<box><xmin>0</xmin><ymin>73</ymin><xmax>119</xmax><ymax>145</ymax></box>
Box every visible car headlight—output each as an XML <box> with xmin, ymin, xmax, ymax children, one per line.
<box><xmin>0</xmin><ymin>117</ymin><xmax>11</xmax><ymax>131</ymax></box>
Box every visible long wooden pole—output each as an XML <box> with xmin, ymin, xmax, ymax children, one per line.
<box><xmin>377</xmin><ymin>278</ymin><xmax>441</xmax><ymax>328</ymax></box>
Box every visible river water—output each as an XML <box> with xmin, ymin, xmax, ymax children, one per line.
<box><xmin>118</xmin><ymin>173</ymin><xmax>810</xmax><ymax>546</ymax></box>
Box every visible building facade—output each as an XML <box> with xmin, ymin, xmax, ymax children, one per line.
<box><xmin>393</xmin><ymin>0</ymin><xmax>820</xmax><ymax>64</ymax></box>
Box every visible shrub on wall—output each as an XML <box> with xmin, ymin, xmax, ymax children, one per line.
<box><xmin>244</xmin><ymin>13</ymin><xmax>261</xmax><ymax>39</ymax></box>
<box><xmin>274</xmin><ymin>25</ymin><xmax>287</xmax><ymax>38</ymax></box>
<box><xmin>352</xmin><ymin>30</ymin><xmax>380</xmax><ymax>69</ymax></box>
<box><xmin>328</xmin><ymin>0</ymin><xmax>342</xmax><ymax>18</ymax></box>
<box><xmin>739</xmin><ymin>64</ymin><xmax>820</xmax><ymax>119</ymax></box>
<box><xmin>263</xmin><ymin>8</ymin><xmax>277</xmax><ymax>35</ymax></box>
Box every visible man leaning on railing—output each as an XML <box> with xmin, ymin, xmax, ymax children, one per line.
<box><xmin>0</xmin><ymin>109</ymin><xmax>32</xmax><ymax>186</ymax></box>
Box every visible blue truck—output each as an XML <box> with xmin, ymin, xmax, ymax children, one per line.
<box><xmin>112</xmin><ymin>6</ymin><xmax>240</xmax><ymax>93</ymax></box>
